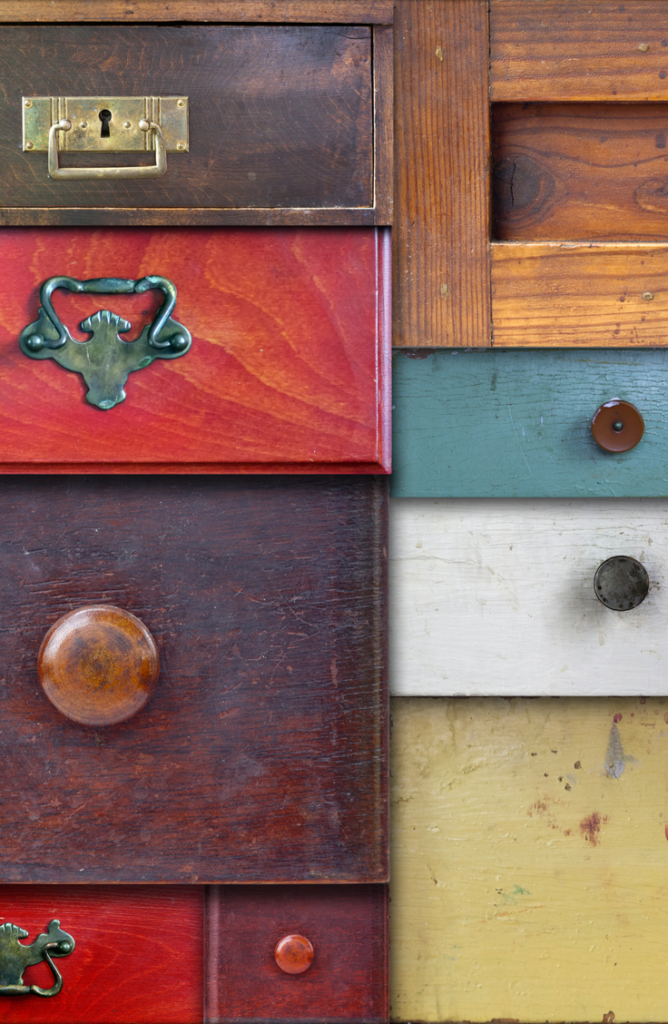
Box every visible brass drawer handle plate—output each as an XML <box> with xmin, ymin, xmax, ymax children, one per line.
<box><xmin>0</xmin><ymin>919</ymin><xmax>74</xmax><ymax>997</ymax></box>
<box><xmin>20</xmin><ymin>275</ymin><xmax>191</xmax><ymax>409</ymax></box>
<box><xmin>23</xmin><ymin>96</ymin><xmax>188</xmax><ymax>180</ymax></box>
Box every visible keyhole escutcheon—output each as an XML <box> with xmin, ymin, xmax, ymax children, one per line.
<box><xmin>99</xmin><ymin>109</ymin><xmax>112</xmax><ymax>138</ymax></box>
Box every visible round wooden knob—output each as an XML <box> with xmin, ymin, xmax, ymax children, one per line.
<box><xmin>274</xmin><ymin>934</ymin><xmax>314</xmax><ymax>975</ymax></box>
<box><xmin>591</xmin><ymin>399</ymin><xmax>644</xmax><ymax>452</ymax></box>
<box><xmin>594</xmin><ymin>556</ymin><xmax>649</xmax><ymax>611</ymax></box>
<box><xmin>38</xmin><ymin>605</ymin><xmax>160</xmax><ymax>726</ymax></box>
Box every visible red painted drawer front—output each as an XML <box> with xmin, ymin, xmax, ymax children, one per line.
<box><xmin>0</xmin><ymin>227</ymin><xmax>390</xmax><ymax>473</ymax></box>
<box><xmin>206</xmin><ymin>885</ymin><xmax>388</xmax><ymax>1023</ymax></box>
<box><xmin>0</xmin><ymin>886</ymin><xmax>203</xmax><ymax>1023</ymax></box>
<box><xmin>0</xmin><ymin>475</ymin><xmax>387</xmax><ymax>885</ymax></box>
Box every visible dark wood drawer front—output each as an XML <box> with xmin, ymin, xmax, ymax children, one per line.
<box><xmin>206</xmin><ymin>884</ymin><xmax>388</xmax><ymax>1023</ymax></box>
<box><xmin>0</xmin><ymin>475</ymin><xmax>387</xmax><ymax>885</ymax></box>
<box><xmin>0</xmin><ymin>23</ymin><xmax>392</xmax><ymax>225</ymax></box>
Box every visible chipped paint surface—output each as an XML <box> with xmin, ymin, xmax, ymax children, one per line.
<box><xmin>390</xmin><ymin>697</ymin><xmax>668</xmax><ymax>1022</ymax></box>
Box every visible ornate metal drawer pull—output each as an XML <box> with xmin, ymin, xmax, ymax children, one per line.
<box><xmin>22</xmin><ymin>95</ymin><xmax>188</xmax><ymax>180</ymax></box>
<box><xmin>20</xmin><ymin>275</ymin><xmax>192</xmax><ymax>409</ymax></box>
<box><xmin>49</xmin><ymin>117</ymin><xmax>167</xmax><ymax>179</ymax></box>
<box><xmin>0</xmin><ymin>919</ymin><xmax>74</xmax><ymax>997</ymax></box>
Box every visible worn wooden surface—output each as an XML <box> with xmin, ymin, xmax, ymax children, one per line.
<box><xmin>0</xmin><ymin>228</ymin><xmax>390</xmax><ymax>472</ymax></box>
<box><xmin>0</xmin><ymin>475</ymin><xmax>387</xmax><ymax>883</ymax></box>
<box><xmin>0</xmin><ymin>26</ymin><xmax>373</xmax><ymax>218</ymax></box>
<box><xmin>492</xmin><ymin>242</ymin><xmax>668</xmax><ymax>346</ymax></box>
<box><xmin>390</xmin><ymin>498</ymin><xmax>668</xmax><ymax>696</ymax></box>
<box><xmin>394</xmin><ymin>0</ymin><xmax>490</xmax><ymax>348</ymax></box>
<box><xmin>391</xmin><ymin>349</ymin><xmax>668</xmax><ymax>497</ymax></box>
<box><xmin>391</xmin><ymin>696</ymin><xmax>668</xmax><ymax>1023</ymax></box>
<box><xmin>491</xmin><ymin>0</ymin><xmax>668</xmax><ymax>101</ymax></box>
<box><xmin>0</xmin><ymin>886</ymin><xmax>202</xmax><ymax>1023</ymax></box>
<box><xmin>206</xmin><ymin>885</ymin><xmax>388</xmax><ymax>1022</ymax></box>
<box><xmin>0</xmin><ymin>1</ymin><xmax>394</xmax><ymax>21</ymax></box>
<box><xmin>494</xmin><ymin>102</ymin><xmax>668</xmax><ymax>241</ymax></box>
<box><xmin>373</xmin><ymin>25</ymin><xmax>394</xmax><ymax>226</ymax></box>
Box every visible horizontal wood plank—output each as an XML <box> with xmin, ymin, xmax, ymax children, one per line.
<box><xmin>0</xmin><ymin>208</ymin><xmax>379</xmax><ymax>227</ymax></box>
<box><xmin>390</xmin><ymin>497</ymin><xmax>668</xmax><ymax>697</ymax></box>
<box><xmin>394</xmin><ymin>0</ymin><xmax>491</xmax><ymax>347</ymax></box>
<box><xmin>391</xmin><ymin>348</ymin><xmax>668</xmax><ymax>498</ymax></box>
<box><xmin>0</xmin><ymin>476</ymin><xmax>387</xmax><ymax>884</ymax></box>
<box><xmin>392</xmin><ymin>696</ymin><xmax>668</xmax><ymax>1023</ymax></box>
<box><xmin>0</xmin><ymin>227</ymin><xmax>390</xmax><ymax>472</ymax></box>
<box><xmin>0</xmin><ymin>1</ymin><xmax>394</xmax><ymax>23</ymax></box>
<box><xmin>492</xmin><ymin>241</ymin><xmax>668</xmax><ymax>346</ymax></box>
<box><xmin>494</xmin><ymin>102</ymin><xmax>668</xmax><ymax>241</ymax></box>
<box><xmin>491</xmin><ymin>0</ymin><xmax>668</xmax><ymax>101</ymax></box>
<box><xmin>0</xmin><ymin>886</ymin><xmax>202</xmax><ymax>1023</ymax></box>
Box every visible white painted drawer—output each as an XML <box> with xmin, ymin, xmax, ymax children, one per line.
<box><xmin>390</xmin><ymin>498</ymin><xmax>668</xmax><ymax>696</ymax></box>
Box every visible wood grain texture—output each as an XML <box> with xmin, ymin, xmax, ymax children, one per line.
<box><xmin>394</xmin><ymin>0</ymin><xmax>491</xmax><ymax>347</ymax></box>
<box><xmin>391</xmin><ymin>348</ymin><xmax>668</xmax><ymax>498</ymax></box>
<box><xmin>0</xmin><ymin>208</ymin><xmax>380</xmax><ymax>228</ymax></box>
<box><xmin>0</xmin><ymin>475</ymin><xmax>388</xmax><ymax>884</ymax></box>
<box><xmin>391</xmin><ymin>696</ymin><xmax>668</xmax><ymax>1023</ymax></box>
<box><xmin>205</xmin><ymin>885</ymin><xmax>388</xmax><ymax>1022</ymax></box>
<box><xmin>390</xmin><ymin>498</ymin><xmax>668</xmax><ymax>697</ymax></box>
<box><xmin>373</xmin><ymin>25</ymin><xmax>394</xmax><ymax>226</ymax></box>
<box><xmin>0</xmin><ymin>886</ymin><xmax>202</xmax><ymax>1023</ymax></box>
<box><xmin>492</xmin><ymin>241</ymin><xmax>668</xmax><ymax>346</ymax></box>
<box><xmin>491</xmin><ymin>0</ymin><xmax>668</xmax><ymax>101</ymax></box>
<box><xmin>1</xmin><ymin>26</ymin><xmax>372</xmax><ymax>214</ymax></box>
<box><xmin>0</xmin><ymin>227</ymin><xmax>390</xmax><ymax>472</ymax></box>
<box><xmin>493</xmin><ymin>102</ymin><xmax>668</xmax><ymax>241</ymax></box>
<box><xmin>0</xmin><ymin>1</ymin><xmax>394</xmax><ymax>22</ymax></box>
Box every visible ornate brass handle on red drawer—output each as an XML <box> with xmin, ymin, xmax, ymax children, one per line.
<box><xmin>20</xmin><ymin>275</ymin><xmax>191</xmax><ymax>409</ymax></box>
<box><xmin>0</xmin><ymin>920</ymin><xmax>74</xmax><ymax>997</ymax></box>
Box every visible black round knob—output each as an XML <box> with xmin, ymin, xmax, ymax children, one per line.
<box><xmin>594</xmin><ymin>556</ymin><xmax>649</xmax><ymax>611</ymax></box>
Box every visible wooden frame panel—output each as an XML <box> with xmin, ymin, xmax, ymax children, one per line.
<box><xmin>0</xmin><ymin>1</ymin><xmax>394</xmax><ymax>22</ymax></box>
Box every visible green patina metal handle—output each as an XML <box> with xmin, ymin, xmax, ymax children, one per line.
<box><xmin>20</xmin><ymin>275</ymin><xmax>191</xmax><ymax>409</ymax></box>
<box><xmin>0</xmin><ymin>919</ymin><xmax>74</xmax><ymax>997</ymax></box>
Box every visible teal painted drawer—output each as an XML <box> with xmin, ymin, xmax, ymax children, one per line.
<box><xmin>391</xmin><ymin>349</ymin><xmax>668</xmax><ymax>497</ymax></box>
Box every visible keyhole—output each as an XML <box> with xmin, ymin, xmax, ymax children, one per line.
<box><xmin>99</xmin><ymin>109</ymin><xmax>112</xmax><ymax>138</ymax></box>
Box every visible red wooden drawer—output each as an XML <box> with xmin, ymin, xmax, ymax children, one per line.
<box><xmin>0</xmin><ymin>884</ymin><xmax>387</xmax><ymax>1023</ymax></box>
<box><xmin>0</xmin><ymin>227</ymin><xmax>390</xmax><ymax>473</ymax></box>
<box><xmin>0</xmin><ymin>475</ymin><xmax>387</xmax><ymax>885</ymax></box>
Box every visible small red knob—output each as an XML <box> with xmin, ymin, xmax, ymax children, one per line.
<box><xmin>274</xmin><ymin>934</ymin><xmax>315</xmax><ymax>975</ymax></box>
<box><xmin>591</xmin><ymin>399</ymin><xmax>644</xmax><ymax>452</ymax></box>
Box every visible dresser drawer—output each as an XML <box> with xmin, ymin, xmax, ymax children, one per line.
<box><xmin>390</xmin><ymin>497</ymin><xmax>668</xmax><ymax>697</ymax></box>
<box><xmin>0</xmin><ymin>227</ymin><xmax>389</xmax><ymax>473</ymax></box>
<box><xmin>0</xmin><ymin>475</ymin><xmax>387</xmax><ymax>884</ymax></box>
<box><xmin>0</xmin><ymin>21</ymin><xmax>392</xmax><ymax>226</ymax></box>
<box><xmin>392</xmin><ymin>348</ymin><xmax>662</xmax><ymax>496</ymax></box>
<box><xmin>0</xmin><ymin>884</ymin><xmax>387</xmax><ymax>1023</ymax></box>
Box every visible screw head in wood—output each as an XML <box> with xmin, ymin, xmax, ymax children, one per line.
<box><xmin>591</xmin><ymin>399</ymin><xmax>644</xmax><ymax>452</ymax></box>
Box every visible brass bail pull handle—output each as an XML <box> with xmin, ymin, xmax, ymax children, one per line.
<box><xmin>49</xmin><ymin>117</ymin><xmax>167</xmax><ymax>179</ymax></box>
<box><xmin>0</xmin><ymin>920</ymin><xmax>75</xmax><ymax>997</ymax></box>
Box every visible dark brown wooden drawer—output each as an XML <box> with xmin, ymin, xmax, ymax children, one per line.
<box><xmin>0</xmin><ymin>475</ymin><xmax>387</xmax><ymax>885</ymax></box>
<box><xmin>0</xmin><ymin>20</ymin><xmax>392</xmax><ymax>226</ymax></box>
<box><xmin>0</xmin><ymin>884</ymin><xmax>388</xmax><ymax>1023</ymax></box>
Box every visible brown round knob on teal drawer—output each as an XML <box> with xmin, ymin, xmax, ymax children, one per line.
<box><xmin>38</xmin><ymin>605</ymin><xmax>160</xmax><ymax>726</ymax></box>
<box><xmin>594</xmin><ymin>556</ymin><xmax>649</xmax><ymax>611</ymax></box>
<box><xmin>274</xmin><ymin>934</ymin><xmax>315</xmax><ymax>975</ymax></box>
<box><xmin>591</xmin><ymin>399</ymin><xmax>644</xmax><ymax>452</ymax></box>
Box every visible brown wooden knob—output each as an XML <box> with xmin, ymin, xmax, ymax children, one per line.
<box><xmin>274</xmin><ymin>934</ymin><xmax>315</xmax><ymax>975</ymax></box>
<box><xmin>591</xmin><ymin>399</ymin><xmax>644</xmax><ymax>452</ymax></box>
<box><xmin>38</xmin><ymin>605</ymin><xmax>160</xmax><ymax>726</ymax></box>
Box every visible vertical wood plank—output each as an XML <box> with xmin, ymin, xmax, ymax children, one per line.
<box><xmin>394</xmin><ymin>0</ymin><xmax>491</xmax><ymax>347</ymax></box>
<box><xmin>373</xmin><ymin>25</ymin><xmax>394</xmax><ymax>224</ymax></box>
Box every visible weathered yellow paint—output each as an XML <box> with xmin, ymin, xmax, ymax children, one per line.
<box><xmin>391</xmin><ymin>697</ymin><xmax>668</xmax><ymax>1023</ymax></box>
